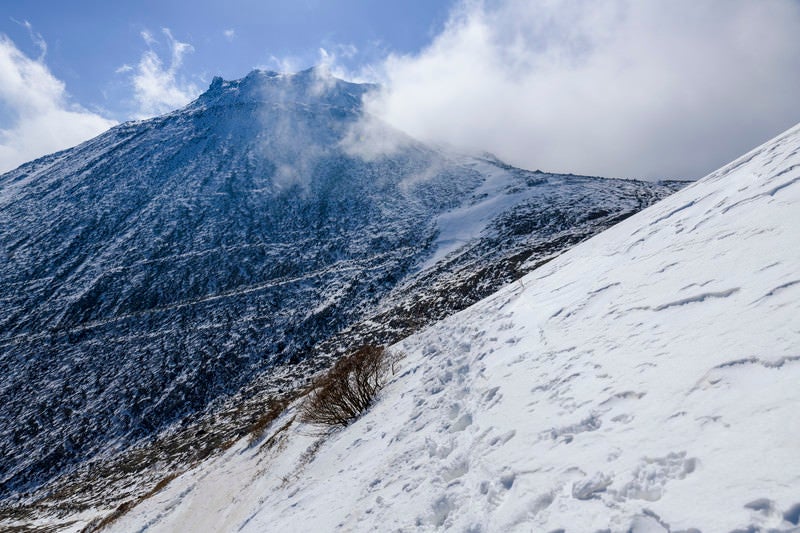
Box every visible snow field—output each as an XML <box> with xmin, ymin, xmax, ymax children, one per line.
<box><xmin>111</xmin><ymin>124</ymin><xmax>800</xmax><ymax>532</ymax></box>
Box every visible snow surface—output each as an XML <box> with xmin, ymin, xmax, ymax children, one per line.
<box><xmin>109</xmin><ymin>125</ymin><xmax>800</xmax><ymax>532</ymax></box>
<box><xmin>420</xmin><ymin>159</ymin><xmax>529</xmax><ymax>271</ymax></box>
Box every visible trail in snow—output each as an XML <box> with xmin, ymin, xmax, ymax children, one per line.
<box><xmin>108</xmin><ymin>124</ymin><xmax>800</xmax><ymax>533</ymax></box>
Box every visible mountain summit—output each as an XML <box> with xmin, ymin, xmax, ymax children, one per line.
<box><xmin>0</xmin><ymin>69</ymin><xmax>679</xmax><ymax>511</ymax></box>
<box><xmin>198</xmin><ymin>67</ymin><xmax>376</xmax><ymax>110</ymax></box>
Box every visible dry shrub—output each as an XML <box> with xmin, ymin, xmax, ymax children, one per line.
<box><xmin>300</xmin><ymin>345</ymin><xmax>397</xmax><ymax>428</ymax></box>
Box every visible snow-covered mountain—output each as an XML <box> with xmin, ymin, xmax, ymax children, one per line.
<box><xmin>104</xmin><ymin>123</ymin><xmax>800</xmax><ymax>532</ymax></box>
<box><xmin>0</xmin><ymin>67</ymin><xmax>679</xmax><ymax>517</ymax></box>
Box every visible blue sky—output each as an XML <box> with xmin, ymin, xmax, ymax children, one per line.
<box><xmin>0</xmin><ymin>0</ymin><xmax>453</xmax><ymax>120</ymax></box>
<box><xmin>1</xmin><ymin>1</ymin><xmax>800</xmax><ymax>179</ymax></box>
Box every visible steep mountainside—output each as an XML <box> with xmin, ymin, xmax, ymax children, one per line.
<box><xmin>0</xmin><ymin>68</ymin><xmax>679</xmax><ymax>514</ymax></box>
<box><xmin>108</xmin><ymin>123</ymin><xmax>800</xmax><ymax>532</ymax></box>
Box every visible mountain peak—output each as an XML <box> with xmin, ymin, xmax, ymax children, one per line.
<box><xmin>197</xmin><ymin>67</ymin><xmax>373</xmax><ymax>111</ymax></box>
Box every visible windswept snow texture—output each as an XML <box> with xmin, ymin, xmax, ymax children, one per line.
<box><xmin>112</xmin><ymin>124</ymin><xmax>800</xmax><ymax>533</ymax></box>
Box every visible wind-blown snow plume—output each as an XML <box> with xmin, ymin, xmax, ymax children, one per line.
<box><xmin>365</xmin><ymin>0</ymin><xmax>800</xmax><ymax>180</ymax></box>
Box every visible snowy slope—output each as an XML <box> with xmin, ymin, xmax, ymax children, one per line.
<box><xmin>0</xmin><ymin>67</ymin><xmax>679</xmax><ymax>508</ymax></box>
<box><xmin>107</xmin><ymin>123</ymin><xmax>800</xmax><ymax>533</ymax></box>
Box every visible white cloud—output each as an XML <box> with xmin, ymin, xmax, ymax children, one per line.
<box><xmin>365</xmin><ymin>0</ymin><xmax>800</xmax><ymax>179</ymax></box>
<box><xmin>339</xmin><ymin>113</ymin><xmax>413</xmax><ymax>162</ymax></box>
<box><xmin>224</xmin><ymin>28</ymin><xmax>236</xmax><ymax>42</ymax></box>
<box><xmin>262</xmin><ymin>54</ymin><xmax>302</xmax><ymax>74</ymax></box>
<box><xmin>140</xmin><ymin>29</ymin><xmax>157</xmax><ymax>47</ymax></box>
<box><xmin>263</xmin><ymin>45</ymin><xmax>358</xmax><ymax>79</ymax></box>
<box><xmin>121</xmin><ymin>28</ymin><xmax>200</xmax><ymax>119</ymax></box>
<box><xmin>0</xmin><ymin>34</ymin><xmax>116</xmax><ymax>173</ymax></box>
<box><xmin>11</xmin><ymin>18</ymin><xmax>47</xmax><ymax>60</ymax></box>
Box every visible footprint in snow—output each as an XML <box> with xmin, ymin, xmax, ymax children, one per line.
<box><xmin>481</xmin><ymin>386</ymin><xmax>502</xmax><ymax>409</ymax></box>
<box><xmin>615</xmin><ymin>451</ymin><xmax>698</xmax><ymax>502</ymax></box>
<box><xmin>449</xmin><ymin>413</ymin><xmax>473</xmax><ymax>433</ymax></box>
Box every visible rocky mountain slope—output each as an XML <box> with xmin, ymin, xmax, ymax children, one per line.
<box><xmin>107</xmin><ymin>122</ymin><xmax>800</xmax><ymax>532</ymax></box>
<box><xmin>0</xmin><ymin>68</ymin><xmax>680</xmax><ymax>525</ymax></box>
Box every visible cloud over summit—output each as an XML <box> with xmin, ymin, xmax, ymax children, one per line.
<box><xmin>364</xmin><ymin>0</ymin><xmax>800</xmax><ymax>179</ymax></box>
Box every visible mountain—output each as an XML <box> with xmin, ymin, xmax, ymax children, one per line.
<box><xmin>106</xmin><ymin>122</ymin><xmax>800</xmax><ymax>532</ymax></box>
<box><xmin>0</xmin><ymin>68</ymin><xmax>680</xmax><ymax>519</ymax></box>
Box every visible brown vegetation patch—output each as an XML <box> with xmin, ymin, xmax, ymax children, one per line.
<box><xmin>300</xmin><ymin>345</ymin><xmax>399</xmax><ymax>428</ymax></box>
